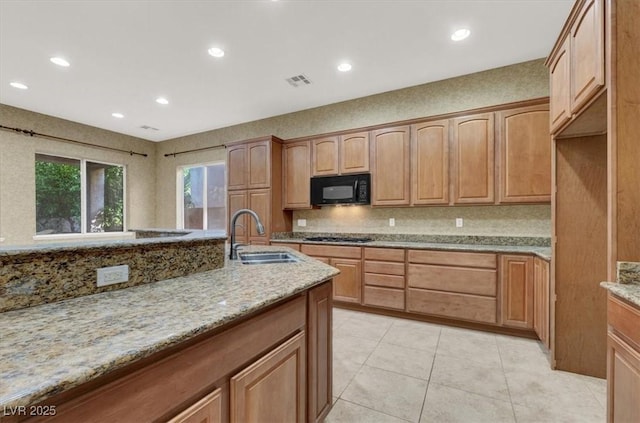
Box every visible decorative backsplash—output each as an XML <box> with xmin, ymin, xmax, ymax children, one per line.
<box><xmin>617</xmin><ymin>262</ymin><xmax>640</xmax><ymax>285</ymax></box>
<box><xmin>292</xmin><ymin>205</ymin><xmax>551</xmax><ymax>237</ymax></box>
<box><xmin>0</xmin><ymin>238</ymin><xmax>225</xmax><ymax>312</ymax></box>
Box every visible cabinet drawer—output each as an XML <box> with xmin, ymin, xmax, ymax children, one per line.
<box><xmin>609</xmin><ymin>294</ymin><xmax>640</xmax><ymax>351</ymax></box>
<box><xmin>364</xmin><ymin>286</ymin><xmax>405</xmax><ymax>310</ymax></box>
<box><xmin>364</xmin><ymin>261</ymin><xmax>405</xmax><ymax>276</ymax></box>
<box><xmin>408</xmin><ymin>250</ymin><xmax>497</xmax><ymax>268</ymax></box>
<box><xmin>271</xmin><ymin>242</ymin><xmax>301</xmax><ymax>251</ymax></box>
<box><xmin>364</xmin><ymin>248</ymin><xmax>405</xmax><ymax>262</ymax></box>
<box><xmin>301</xmin><ymin>244</ymin><xmax>362</xmax><ymax>259</ymax></box>
<box><xmin>407</xmin><ymin>264</ymin><xmax>497</xmax><ymax>296</ymax></box>
<box><xmin>364</xmin><ymin>273</ymin><xmax>405</xmax><ymax>289</ymax></box>
<box><xmin>407</xmin><ymin>288</ymin><xmax>497</xmax><ymax>324</ymax></box>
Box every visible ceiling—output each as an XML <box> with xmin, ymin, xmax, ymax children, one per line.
<box><xmin>0</xmin><ymin>0</ymin><xmax>573</xmax><ymax>142</ymax></box>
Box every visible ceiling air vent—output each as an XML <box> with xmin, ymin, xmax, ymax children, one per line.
<box><xmin>139</xmin><ymin>125</ymin><xmax>159</xmax><ymax>131</ymax></box>
<box><xmin>286</xmin><ymin>74</ymin><xmax>312</xmax><ymax>87</ymax></box>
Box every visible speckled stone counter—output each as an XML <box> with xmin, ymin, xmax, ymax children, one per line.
<box><xmin>601</xmin><ymin>261</ymin><xmax>640</xmax><ymax>307</ymax></box>
<box><xmin>0</xmin><ymin>230</ymin><xmax>226</xmax><ymax>312</ymax></box>
<box><xmin>0</xmin><ymin>246</ymin><xmax>338</xmax><ymax>410</ymax></box>
<box><xmin>271</xmin><ymin>234</ymin><xmax>552</xmax><ymax>261</ymax></box>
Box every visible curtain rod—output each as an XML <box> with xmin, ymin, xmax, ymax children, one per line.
<box><xmin>0</xmin><ymin>124</ymin><xmax>149</xmax><ymax>157</ymax></box>
<box><xmin>164</xmin><ymin>144</ymin><xmax>226</xmax><ymax>157</ymax></box>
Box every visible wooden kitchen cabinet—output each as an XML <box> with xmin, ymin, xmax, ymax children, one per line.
<box><xmin>168</xmin><ymin>389</ymin><xmax>222</xmax><ymax>423</ymax></box>
<box><xmin>307</xmin><ymin>282</ymin><xmax>332</xmax><ymax>423</ymax></box>
<box><xmin>246</xmin><ymin>140</ymin><xmax>271</xmax><ymax>189</ymax></box>
<box><xmin>230</xmin><ymin>332</ymin><xmax>306</xmax><ymax>423</ymax></box>
<box><xmin>227</xmin><ymin>144</ymin><xmax>247</xmax><ymax>191</ymax></box>
<box><xmin>497</xmin><ymin>105</ymin><xmax>551</xmax><ymax>203</ymax></box>
<box><xmin>363</xmin><ymin>247</ymin><xmax>405</xmax><ymax>310</ymax></box>
<box><xmin>283</xmin><ymin>141</ymin><xmax>311</xmax><ymax>209</ymax></box>
<box><xmin>549</xmin><ymin>37</ymin><xmax>572</xmax><ymax>133</ymax></box>
<box><xmin>247</xmin><ymin>189</ymin><xmax>270</xmax><ymax>244</ymax></box>
<box><xmin>370</xmin><ymin>125</ymin><xmax>411</xmax><ymax>206</ymax></box>
<box><xmin>340</xmin><ymin>132</ymin><xmax>369</xmax><ymax>174</ymax></box>
<box><xmin>410</xmin><ymin>119</ymin><xmax>449</xmax><ymax>205</ymax></box>
<box><xmin>312</xmin><ymin>137</ymin><xmax>339</xmax><ymax>176</ymax></box>
<box><xmin>533</xmin><ymin>258</ymin><xmax>551</xmax><ymax>349</ymax></box>
<box><xmin>451</xmin><ymin>113</ymin><xmax>495</xmax><ymax>204</ymax></box>
<box><xmin>500</xmin><ymin>255</ymin><xmax>534</xmax><ymax>329</ymax></box>
<box><xmin>228</xmin><ymin>191</ymin><xmax>248</xmax><ymax>243</ymax></box>
<box><xmin>607</xmin><ymin>294</ymin><xmax>640</xmax><ymax>423</ymax></box>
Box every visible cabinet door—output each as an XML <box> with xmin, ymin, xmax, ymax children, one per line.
<box><xmin>168</xmin><ymin>388</ymin><xmax>222</xmax><ymax>423</ymax></box>
<box><xmin>570</xmin><ymin>0</ymin><xmax>605</xmax><ymax>112</ymax></box>
<box><xmin>307</xmin><ymin>282</ymin><xmax>333</xmax><ymax>423</ymax></box>
<box><xmin>500</xmin><ymin>255</ymin><xmax>534</xmax><ymax>329</ymax></box>
<box><xmin>248</xmin><ymin>189</ymin><xmax>270</xmax><ymax>244</ymax></box>
<box><xmin>498</xmin><ymin>105</ymin><xmax>551</xmax><ymax>203</ymax></box>
<box><xmin>227</xmin><ymin>145</ymin><xmax>247</xmax><ymax>190</ymax></box>
<box><xmin>533</xmin><ymin>258</ymin><xmax>550</xmax><ymax>349</ymax></box>
<box><xmin>452</xmin><ymin>113</ymin><xmax>495</xmax><ymax>204</ymax></box>
<box><xmin>228</xmin><ymin>191</ymin><xmax>248</xmax><ymax>245</ymax></box>
<box><xmin>340</xmin><ymin>132</ymin><xmax>370</xmax><ymax>174</ymax></box>
<box><xmin>231</xmin><ymin>332</ymin><xmax>306</xmax><ymax>423</ymax></box>
<box><xmin>608</xmin><ymin>333</ymin><xmax>640</xmax><ymax>423</ymax></box>
<box><xmin>411</xmin><ymin>119</ymin><xmax>449</xmax><ymax>205</ymax></box>
<box><xmin>550</xmin><ymin>37</ymin><xmax>571</xmax><ymax>133</ymax></box>
<box><xmin>312</xmin><ymin>137</ymin><xmax>339</xmax><ymax>176</ymax></box>
<box><xmin>370</xmin><ymin>126</ymin><xmax>411</xmax><ymax>206</ymax></box>
<box><xmin>330</xmin><ymin>258</ymin><xmax>362</xmax><ymax>304</ymax></box>
<box><xmin>284</xmin><ymin>141</ymin><xmax>311</xmax><ymax>209</ymax></box>
<box><xmin>247</xmin><ymin>140</ymin><xmax>271</xmax><ymax>189</ymax></box>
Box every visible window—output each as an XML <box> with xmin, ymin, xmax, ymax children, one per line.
<box><xmin>178</xmin><ymin>162</ymin><xmax>226</xmax><ymax>230</ymax></box>
<box><xmin>35</xmin><ymin>154</ymin><xmax>125</xmax><ymax>235</ymax></box>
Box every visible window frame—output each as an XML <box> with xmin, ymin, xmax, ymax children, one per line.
<box><xmin>33</xmin><ymin>153</ymin><xmax>127</xmax><ymax>239</ymax></box>
<box><xmin>176</xmin><ymin>161</ymin><xmax>226</xmax><ymax>231</ymax></box>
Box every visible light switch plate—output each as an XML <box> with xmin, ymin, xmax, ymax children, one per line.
<box><xmin>97</xmin><ymin>265</ymin><xmax>129</xmax><ymax>287</ymax></box>
<box><xmin>456</xmin><ymin>218</ymin><xmax>464</xmax><ymax>228</ymax></box>
<box><xmin>389</xmin><ymin>218</ymin><xmax>395</xmax><ymax>227</ymax></box>
<box><xmin>297</xmin><ymin>219</ymin><xmax>307</xmax><ymax>227</ymax></box>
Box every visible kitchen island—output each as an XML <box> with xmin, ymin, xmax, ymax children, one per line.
<box><xmin>0</xmin><ymin>246</ymin><xmax>338</xmax><ymax>423</ymax></box>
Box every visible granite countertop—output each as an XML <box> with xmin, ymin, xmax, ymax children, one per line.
<box><xmin>271</xmin><ymin>237</ymin><xmax>552</xmax><ymax>261</ymax></box>
<box><xmin>600</xmin><ymin>261</ymin><xmax>640</xmax><ymax>308</ymax></box>
<box><xmin>0</xmin><ymin>229</ymin><xmax>227</xmax><ymax>257</ymax></box>
<box><xmin>0</xmin><ymin>246</ymin><xmax>338</xmax><ymax>410</ymax></box>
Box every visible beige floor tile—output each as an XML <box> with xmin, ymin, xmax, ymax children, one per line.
<box><xmin>326</xmin><ymin>400</ymin><xmax>408</xmax><ymax>423</ymax></box>
<box><xmin>366</xmin><ymin>342</ymin><xmax>435</xmax><ymax>380</ymax></box>
<box><xmin>430</xmin><ymin>354</ymin><xmax>511</xmax><ymax>402</ymax></box>
<box><xmin>342</xmin><ymin>365</ymin><xmax>428</xmax><ymax>422</ymax></box>
<box><xmin>513</xmin><ymin>401</ymin><xmax>606</xmax><ymax>423</ymax></box>
<box><xmin>333</xmin><ymin>356</ymin><xmax>362</xmax><ymax>397</ymax></box>
<box><xmin>420</xmin><ymin>384</ymin><xmax>515</xmax><ymax>423</ymax></box>
<box><xmin>333</xmin><ymin>334</ymin><xmax>379</xmax><ymax>365</ymax></box>
<box><xmin>497</xmin><ymin>337</ymin><xmax>551</xmax><ymax>372</ymax></box>
<box><xmin>381</xmin><ymin>321</ymin><xmax>441</xmax><ymax>353</ymax></box>
<box><xmin>335</xmin><ymin>315</ymin><xmax>393</xmax><ymax>341</ymax></box>
<box><xmin>571</xmin><ymin>373</ymin><xmax>607</xmax><ymax>409</ymax></box>
<box><xmin>437</xmin><ymin>327</ymin><xmax>501</xmax><ymax>366</ymax></box>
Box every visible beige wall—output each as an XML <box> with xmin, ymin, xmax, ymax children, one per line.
<box><xmin>0</xmin><ymin>104</ymin><xmax>157</xmax><ymax>246</ymax></box>
<box><xmin>155</xmin><ymin>58</ymin><xmax>550</xmax><ymax>232</ymax></box>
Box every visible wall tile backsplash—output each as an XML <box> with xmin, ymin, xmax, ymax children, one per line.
<box><xmin>293</xmin><ymin>205</ymin><xmax>551</xmax><ymax>237</ymax></box>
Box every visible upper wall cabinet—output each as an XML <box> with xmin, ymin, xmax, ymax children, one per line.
<box><xmin>497</xmin><ymin>105</ymin><xmax>551</xmax><ymax>203</ymax></box>
<box><xmin>547</xmin><ymin>0</ymin><xmax>605</xmax><ymax>135</ymax></box>
<box><xmin>227</xmin><ymin>144</ymin><xmax>248</xmax><ymax>190</ymax></box>
<box><xmin>311</xmin><ymin>132</ymin><xmax>369</xmax><ymax>176</ymax></box>
<box><xmin>370</xmin><ymin>126</ymin><xmax>411</xmax><ymax>206</ymax></box>
<box><xmin>410</xmin><ymin>119</ymin><xmax>449</xmax><ymax>205</ymax></box>
<box><xmin>227</xmin><ymin>139</ymin><xmax>272</xmax><ymax>191</ymax></box>
<box><xmin>283</xmin><ymin>141</ymin><xmax>312</xmax><ymax>209</ymax></box>
<box><xmin>451</xmin><ymin>113</ymin><xmax>495</xmax><ymax>204</ymax></box>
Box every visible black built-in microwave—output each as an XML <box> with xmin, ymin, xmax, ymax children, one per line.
<box><xmin>310</xmin><ymin>173</ymin><xmax>370</xmax><ymax>206</ymax></box>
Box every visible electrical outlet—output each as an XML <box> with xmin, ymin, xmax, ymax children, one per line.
<box><xmin>97</xmin><ymin>265</ymin><xmax>129</xmax><ymax>287</ymax></box>
<box><xmin>456</xmin><ymin>218</ymin><xmax>463</xmax><ymax>228</ymax></box>
<box><xmin>297</xmin><ymin>219</ymin><xmax>307</xmax><ymax>227</ymax></box>
<box><xmin>389</xmin><ymin>218</ymin><xmax>395</xmax><ymax>227</ymax></box>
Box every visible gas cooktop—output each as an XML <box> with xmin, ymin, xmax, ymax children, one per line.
<box><xmin>303</xmin><ymin>236</ymin><xmax>373</xmax><ymax>243</ymax></box>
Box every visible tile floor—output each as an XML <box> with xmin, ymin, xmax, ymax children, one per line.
<box><xmin>326</xmin><ymin>308</ymin><xmax>607</xmax><ymax>423</ymax></box>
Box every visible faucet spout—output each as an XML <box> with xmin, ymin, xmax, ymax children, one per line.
<box><xmin>229</xmin><ymin>208</ymin><xmax>265</xmax><ymax>260</ymax></box>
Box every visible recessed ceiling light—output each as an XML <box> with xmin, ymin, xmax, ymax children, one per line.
<box><xmin>10</xmin><ymin>82</ymin><xmax>28</xmax><ymax>90</ymax></box>
<box><xmin>112</xmin><ymin>112</ymin><xmax>124</xmax><ymax>119</ymax></box>
<box><xmin>451</xmin><ymin>28</ymin><xmax>471</xmax><ymax>41</ymax></box>
<box><xmin>337</xmin><ymin>63</ymin><xmax>352</xmax><ymax>72</ymax></box>
<box><xmin>156</xmin><ymin>97</ymin><xmax>169</xmax><ymax>105</ymax></box>
<box><xmin>50</xmin><ymin>57</ymin><xmax>70</xmax><ymax>67</ymax></box>
<box><xmin>208</xmin><ymin>47</ymin><xmax>225</xmax><ymax>58</ymax></box>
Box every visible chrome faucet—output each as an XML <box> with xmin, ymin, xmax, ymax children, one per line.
<box><xmin>229</xmin><ymin>208</ymin><xmax>265</xmax><ymax>260</ymax></box>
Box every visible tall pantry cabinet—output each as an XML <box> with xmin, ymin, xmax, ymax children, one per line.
<box><xmin>226</xmin><ymin>136</ymin><xmax>291</xmax><ymax>245</ymax></box>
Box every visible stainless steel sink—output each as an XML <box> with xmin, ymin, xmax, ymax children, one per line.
<box><xmin>238</xmin><ymin>252</ymin><xmax>300</xmax><ymax>265</ymax></box>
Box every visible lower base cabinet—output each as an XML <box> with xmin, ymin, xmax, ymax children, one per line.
<box><xmin>231</xmin><ymin>332</ymin><xmax>306</xmax><ymax>423</ymax></box>
<box><xmin>169</xmin><ymin>389</ymin><xmax>222</xmax><ymax>423</ymax></box>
